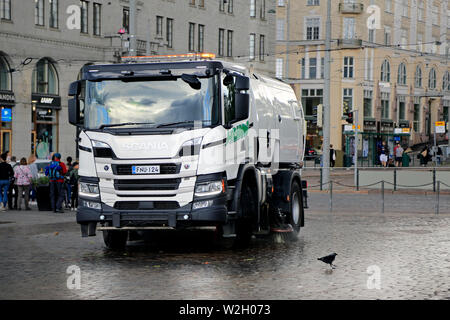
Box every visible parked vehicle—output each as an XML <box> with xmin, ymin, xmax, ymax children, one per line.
<box><xmin>68</xmin><ymin>53</ymin><xmax>308</xmax><ymax>249</ymax></box>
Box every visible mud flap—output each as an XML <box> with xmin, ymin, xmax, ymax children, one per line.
<box><xmin>80</xmin><ymin>222</ymin><xmax>97</xmax><ymax>237</ymax></box>
<box><xmin>112</xmin><ymin>213</ymin><xmax>121</xmax><ymax>228</ymax></box>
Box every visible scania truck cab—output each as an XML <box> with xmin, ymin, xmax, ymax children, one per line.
<box><xmin>68</xmin><ymin>53</ymin><xmax>307</xmax><ymax>249</ymax></box>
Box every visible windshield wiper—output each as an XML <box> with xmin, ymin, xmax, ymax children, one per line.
<box><xmin>156</xmin><ymin>120</ymin><xmax>211</xmax><ymax>128</ymax></box>
<box><xmin>99</xmin><ymin>122</ymin><xmax>155</xmax><ymax>129</ymax></box>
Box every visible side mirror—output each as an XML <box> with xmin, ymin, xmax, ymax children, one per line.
<box><xmin>68</xmin><ymin>98</ymin><xmax>80</xmax><ymax>125</ymax></box>
<box><xmin>235</xmin><ymin>76</ymin><xmax>249</xmax><ymax>91</ymax></box>
<box><xmin>235</xmin><ymin>93</ymin><xmax>249</xmax><ymax>121</ymax></box>
<box><xmin>68</xmin><ymin>81</ymin><xmax>81</xmax><ymax>96</ymax></box>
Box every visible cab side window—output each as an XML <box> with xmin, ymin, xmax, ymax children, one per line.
<box><xmin>223</xmin><ymin>75</ymin><xmax>236</xmax><ymax>123</ymax></box>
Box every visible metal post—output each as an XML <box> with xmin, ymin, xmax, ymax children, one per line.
<box><xmin>356</xmin><ymin>168</ymin><xmax>359</xmax><ymax>191</ymax></box>
<box><xmin>329</xmin><ymin>180</ymin><xmax>333</xmax><ymax>213</ymax></box>
<box><xmin>435</xmin><ymin>181</ymin><xmax>440</xmax><ymax>215</ymax></box>
<box><xmin>320</xmin><ymin>167</ymin><xmax>323</xmax><ymax>191</ymax></box>
<box><xmin>129</xmin><ymin>0</ymin><xmax>137</xmax><ymax>55</ymax></box>
<box><xmin>394</xmin><ymin>169</ymin><xmax>397</xmax><ymax>191</ymax></box>
<box><xmin>354</xmin><ymin>109</ymin><xmax>359</xmax><ymax>187</ymax></box>
<box><xmin>433</xmin><ymin>169</ymin><xmax>436</xmax><ymax>192</ymax></box>
<box><xmin>322</xmin><ymin>0</ymin><xmax>332</xmax><ymax>190</ymax></box>
<box><xmin>381</xmin><ymin>180</ymin><xmax>385</xmax><ymax>214</ymax></box>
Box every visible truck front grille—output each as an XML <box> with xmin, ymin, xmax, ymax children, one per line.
<box><xmin>113</xmin><ymin>201</ymin><xmax>180</xmax><ymax>210</ymax></box>
<box><xmin>114</xmin><ymin>178</ymin><xmax>181</xmax><ymax>191</ymax></box>
<box><xmin>112</xmin><ymin>163</ymin><xmax>180</xmax><ymax>175</ymax></box>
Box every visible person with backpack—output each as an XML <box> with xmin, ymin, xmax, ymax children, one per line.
<box><xmin>45</xmin><ymin>153</ymin><xmax>67</xmax><ymax>213</ymax></box>
<box><xmin>8</xmin><ymin>155</ymin><xmax>18</xmax><ymax>210</ymax></box>
<box><xmin>0</xmin><ymin>152</ymin><xmax>14</xmax><ymax>211</ymax></box>
<box><xmin>65</xmin><ymin>156</ymin><xmax>74</xmax><ymax>209</ymax></box>
<box><xmin>14</xmin><ymin>158</ymin><xmax>33</xmax><ymax>210</ymax></box>
<box><xmin>69</xmin><ymin>162</ymin><xmax>79</xmax><ymax>210</ymax></box>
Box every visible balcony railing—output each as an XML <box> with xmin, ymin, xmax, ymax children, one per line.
<box><xmin>337</xmin><ymin>38</ymin><xmax>363</xmax><ymax>48</ymax></box>
<box><xmin>339</xmin><ymin>2</ymin><xmax>364</xmax><ymax>14</ymax></box>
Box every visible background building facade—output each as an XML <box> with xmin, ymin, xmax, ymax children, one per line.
<box><xmin>276</xmin><ymin>0</ymin><xmax>449</xmax><ymax>165</ymax></box>
<box><xmin>0</xmin><ymin>0</ymin><xmax>275</xmax><ymax>160</ymax></box>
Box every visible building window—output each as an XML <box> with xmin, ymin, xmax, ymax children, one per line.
<box><xmin>306</xmin><ymin>17</ymin><xmax>320</xmax><ymax>40</ymax></box>
<box><xmin>343</xmin><ymin>57</ymin><xmax>354</xmax><ymax>79</ymax></box>
<box><xmin>49</xmin><ymin>0</ymin><xmax>58</xmax><ymax>28</ymax></box>
<box><xmin>402</xmin><ymin>0</ymin><xmax>408</xmax><ymax>17</ymax></box>
<box><xmin>32</xmin><ymin>58</ymin><xmax>59</xmax><ymax>95</ymax></box>
<box><xmin>307</xmin><ymin>0</ymin><xmax>320</xmax><ymax>5</ymax></box>
<box><xmin>443</xmin><ymin>71</ymin><xmax>450</xmax><ymax>92</ymax></box>
<box><xmin>259</xmin><ymin>35</ymin><xmax>265</xmax><ymax>61</ymax></box>
<box><xmin>301</xmin><ymin>58</ymin><xmax>305</xmax><ymax>79</ymax></box>
<box><xmin>364</xmin><ymin>90</ymin><xmax>373</xmax><ymax>118</ymax></box>
<box><xmin>277</xmin><ymin>19</ymin><xmax>285</xmax><ymax>40</ymax></box>
<box><xmin>198</xmin><ymin>24</ymin><xmax>204</xmax><ymax>52</ymax></box>
<box><xmin>418</xmin><ymin>0</ymin><xmax>424</xmax><ymax>21</ymax></box>
<box><xmin>397</xmin><ymin>63</ymin><xmax>406</xmax><ymax>85</ymax></box>
<box><xmin>415</xmin><ymin>66</ymin><xmax>422</xmax><ymax>88</ymax></box>
<box><xmin>309</xmin><ymin>58</ymin><xmax>317</xmax><ymax>79</ymax></box>
<box><xmin>250</xmin><ymin>0</ymin><xmax>256</xmax><ymax>17</ymax></box>
<box><xmin>0</xmin><ymin>55</ymin><xmax>11</xmax><ymax>91</ymax></box>
<box><xmin>219</xmin><ymin>0</ymin><xmax>224</xmax><ymax>12</ymax></box>
<box><xmin>278</xmin><ymin>0</ymin><xmax>285</xmax><ymax>6</ymax></box>
<box><xmin>343</xmin><ymin>18</ymin><xmax>355</xmax><ymax>39</ymax></box>
<box><xmin>156</xmin><ymin>16</ymin><xmax>163</xmax><ymax>38</ymax></box>
<box><xmin>199</xmin><ymin>0</ymin><xmax>204</xmax><ymax>7</ymax></box>
<box><xmin>249</xmin><ymin>33</ymin><xmax>255</xmax><ymax>60</ymax></box>
<box><xmin>365</xmin><ymin>55</ymin><xmax>373</xmax><ymax>81</ymax></box>
<box><xmin>218</xmin><ymin>28</ymin><xmax>224</xmax><ymax>56</ymax></box>
<box><xmin>93</xmin><ymin>3</ymin><xmax>101</xmax><ymax>36</ymax></box>
<box><xmin>189</xmin><ymin>0</ymin><xmax>195</xmax><ymax>5</ymax></box>
<box><xmin>381</xmin><ymin>92</ymin><xmax>390</xmax><ymax>119</ymax></box>
<box><xmin>400</xmin><ymin>29</ymin><xmax>407</xmax><ymax>49</ymax></box>
<box><xmin>398</xmin><ymin>95</ymin><xmax>406</xmax><ymax>120</ymax></box>
<box><xmin>320</xmin><ymin>57</ymin><xmax>325</xmax><ymax>79</ymax></box>
<box><xmin>80</xmin><ymin>1</ymin><xmax>88</xmax><ymax>34</ymax></box>
<box><xmin>428</xmin><ymin>68</ymin><xmax>436</xmax><ymax>89</ymax></box>
<box><xmin>188</xmin><ymin>23</ymin><xmax>195</xmax><ymax>52</ymax></box>
<box><xmin>381</xmin><ymin>60</ymin><xmax>390</xmax><ymax>82</ymax></box>
<box><xmin>384</xmin><ymin>27</ymin><xmax>391</xmax><ymax>45</ymax></box>
<box><xmin>276</xmin><ymin>58</ymin><xmax>283</xmax><ymax>79</ymax></box>
<box><xmin>301</xmin><ymin>89</ymin><xmax>323</xmax><ymax>117</ymax></box>
<box><xmin>227</xmin><ymin>30</ymin><xmax>233</xmax><ymax>57</ymax></box>
<box><xmin>228</xmin><ymin>0</ymin><xmax>233</xmax><ymax>13</ymax></box>
<box><xmin>260</xmin><ymin>0</ymin><xmax>265</xmax><ymax>19</ymax></box>
<box><xmin>35</xmin><ymin>0</ymin><xmax>44</xmax><ymax>26</ymax></box>
<box><xmin>0</xmin><ymin>0</ymin><xmax>11</xmax><ymax>20</ymax></box>
<box><xmin>417</xmin><ymin>33</ymin><xmax>423</xmax><ymax>52</ymax></box>
<box><xmin>413</xmin><ymin>97</ymin><xmax>420</xmax><ymax>132</ymax></box>
<box><xmin>343</xmin><ymin>88</ymin><xmax>353</xmax><ymax>115</ymax></box>
<box><xmin>444</xmin><ymin>100</ymin><xmax>449</xmax><ymax>123</ymax></box>
<box><xmin>166</xmin><ymin>18</ymin><xmax>173</xmax><ymax>48</ymax></box>
<box><xmin>122</xmin><ymin>7</ymin><xmax>129</xmax><ymax>33</ymax></box>
<box><xmin>368</xmin><ymin>29</ymin><xmax>375</xmax><ymax>43</ymax></box>
<box><xmin>385</xmin><ymin>0</ymin><xmax>392</xmax><ymax>13</ymax></box>
<box><xmin>431</xmin><ymin>5</ymin><xmax>438</xmax><ymax>25</ymax></box>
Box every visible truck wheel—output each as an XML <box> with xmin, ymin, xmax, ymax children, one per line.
<box><xmin>234</xmin><ymin>184</ymin><xmax>256</xmax><ymax>248</ymax></box>
<box><xmin>103</xmin><ymin>229</ymin><xmax>128</xmax><ymax>250</ymax></box>
<box><xmin>286</xmin><ymin>181</ymin><xmax>303</xmax><ymax>241</ymax></box>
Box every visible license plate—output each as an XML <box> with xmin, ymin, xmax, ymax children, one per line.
<box><xmin>132</xmin><ymin>165</ymin><xmax>160</xmax><ymax>174</ymax></box>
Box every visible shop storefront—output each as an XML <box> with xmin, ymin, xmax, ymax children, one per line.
<box><xmin>0</xmin><ymin>91</ymin><xmax>15</xmax><ymax>154</ymax></box>
<box><xmin>31</xmin><ymin>94</ymin><xmax>61</xmax><ymax>159</ymax></box>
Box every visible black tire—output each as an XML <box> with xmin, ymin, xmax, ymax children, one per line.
<box><xmin>286</xmin><ymin>181</ymin><xmax>303</xmax><ymax>241</ymax></box>
<box><xmin>103</xmin><ymin>229</ymin><xmax>128</xmax><ymax>250</ymax></box>
<box><xmin>234</xmin><ymin>184</ymin><xmax>256</xmax><ymax>248</ymax></box>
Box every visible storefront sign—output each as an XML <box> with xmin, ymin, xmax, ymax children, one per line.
<box><xmin>1</xmin><ymin>108</ymin><xmax>12</xmax><ymax>122</ymax></box>
<box><xmin>435</xmin><ymin>121</ymin><xmax>446</xmax><ymax>134</ymax></box>
<box><xmin>0</xmin><ymin>91</ymin><xmax>15</xmax><ymax>105</ymax></box>
<box><xmin>398</xmin><ymin>121</ymin><xmax>410</xmax><ymax>128</ymax></box>
<box><xmin>31</xmin><ymin>94</ymin><xmax>61</xmax><ymax>109</ymax></box>
<box><xmin>381</xmin><ymin>121</ymin><xmax>394</xmax><ymax>128</ymax></box>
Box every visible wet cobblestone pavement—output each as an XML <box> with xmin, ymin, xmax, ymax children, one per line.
<box><xmin>0</xmin><ymin>193</ymin><xmax>449</xmax><ymax>300</ymax></box>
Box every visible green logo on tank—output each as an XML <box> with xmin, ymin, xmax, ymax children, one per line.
<box><xmin>226</xmin><ymin>121</ymin><xmax>249</xmax><ymax>145</ymax></box>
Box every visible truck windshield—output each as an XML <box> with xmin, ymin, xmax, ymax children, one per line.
<box><xmin>84</xmin><ymin>75</ymin><xmax>220</xmax><ymax>130</ymax></box>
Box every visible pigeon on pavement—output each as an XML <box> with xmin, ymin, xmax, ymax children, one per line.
<box><xmin>318</xmin><ymin>253</ymin><xmax>337</xmax><ymax>269</ymax></box>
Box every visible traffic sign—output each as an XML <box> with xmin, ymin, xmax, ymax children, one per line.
<box><xmin>435</xmin><ymin>121</ymin><xmax>446</xmax><ymax>134</ymax></box>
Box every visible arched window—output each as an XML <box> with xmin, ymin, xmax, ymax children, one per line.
<box><xmin>397</xmin><ymin>62</ymin><xmax>406</xmax><ymax>85</ymax></box>
<box><xmin>442</xmin><ymin>71</ymin><xmax>450</xmax><ymax>92</ymax></box>
<box><xmin>428</xmin><ymin>68</ymin><xmax>436</xmax><ymax>90</ymax></box>
<box><xmin>0</xmin><ymin>55</ymin><xmax>11</xmax><ymax>91</ymax></box>
<box><xmin>414</xmin><ymin>65</ymin><xmax>422</xmax><ymax>88</ymax></box>
<box><xmin>32</xmin><ymin>58</ymin><xmax>59</xmax><ymax>94</ymax></box>
<box><xmin>381</xmin><ymin>59</ymin><xmax>390</xmax><ymax>82</ymax></box>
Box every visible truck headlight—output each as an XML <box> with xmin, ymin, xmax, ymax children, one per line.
<box><xmin>194</xmin><ymin>180</ymin><xmax>224</xmax><ymax>197</ymax></box>
<box><xmin>79</xmin><ymin>182</ymin><xmax>100</xmax><ymax>199</ymax></box>
<box><xmin>92</xmin><ymin>140</ymin><xmax>114</xmax><ymax>158</ymax></box>
<box><xmin>179</xmin><ymin>137</ymin><xmax>203</xmax><ymax>157</ymax></box>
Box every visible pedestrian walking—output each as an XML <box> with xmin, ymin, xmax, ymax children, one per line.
<box><xmin>27</xmin><ymin>155</ymin><xmax>38</xmax><ymax>202</ymax></box>
<box><xmin>419</xmin><ymin>146</ymin><xmax>428</xmax><ymax>166</ymax></box>
<box><xmin>70</xmin><ymin>161</ymin><xmax>79</xmax><ymax>210</ymax></box>
<box><xmin>395</xmin><ymin>143</ymin><xmax>404</xmax><ymax>167</ymax></box>
<box><xmin>14</xmin><ymin>158</ymin><xmax>33</xmax><ymax>210</ymax></box>
<box><xmin>0</xmin><ymin>152</ymin><xmax>14</xmax><ymax>211</ymax></box>
<box><xmin>45</xmin><ymin>153</ymin><xmax>67</xmax><ymax>213</ymax></box>
<box><xmin>329</xmin><ymin>144</ymin><xmax>336</xmax><ymax>168</ymax></box>
<box><xmin>8</xmin><ymin>155</ymin><xmax>18</xmax><ymax>210</ymax></box>
<box><xmin>380</xmin><ymin>142</ymin><xmax>388</xmax><ymax>167</ymax></box>
<box><xmin>436</xmin><ymin>146</ymin><xmax>443</xmax><ymax>165</ymax></box>
<box><xmin>65</xmin><ymin>156</ymin><xmax>74</xmax><ymax>208</ymax></box>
